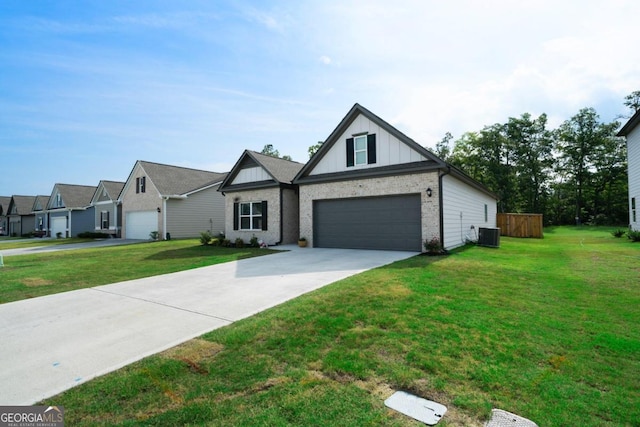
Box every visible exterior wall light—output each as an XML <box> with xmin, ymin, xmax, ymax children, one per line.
<box><xmin>426</xmin><ymin>188</ymin><xmax>433</xmax><ymax>197</ymax></box>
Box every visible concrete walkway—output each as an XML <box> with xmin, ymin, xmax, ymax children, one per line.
<box><xmin>0</xmin><ymin>246</ymin><xmax>416</xmax><ymax>405</ymax></box>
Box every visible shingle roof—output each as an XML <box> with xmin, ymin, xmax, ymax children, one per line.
<box><xmin>9</xmin><ymin>196</ymin><xmax>37</xmax><ymax>215</ymax></box>
<box><xmin>0</xmin><ymin>196</ymin><xmax>10</xmax><ymax>215</ymax></box>
<box><xmin>139</xmin><ymin>161</ymin><xmax>227</xmax><ymax>196</ymax></box>
<box><xmin>245</xmin><ymin>151</ymin><xmax>305</xmax><ymax>183</ymax></box>
<box><xmin>101</xmin><ymin>180</ymin><xmax>125</xmax><ymax>200</ymax></box>
<box><xmin>54</xmin><ymin>184</ymin><xmax>97</xmax><ymax>209</ymax></box>
<box><xmin>32</xmin><ymin>195</ymin><xmax>50</xmax><ymax>212</ymax></box>
<box><xmin>617</xmin><ymin>109</ymin><xmax>640</xmax><ymax>136</ymax></box>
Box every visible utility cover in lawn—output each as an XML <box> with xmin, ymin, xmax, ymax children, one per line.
<box><xmin>384</xmin><ymin>391</ymin><xmax>447</xmax><ymax>425</ymax></box>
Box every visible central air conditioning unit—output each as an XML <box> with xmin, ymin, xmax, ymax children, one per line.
<box><xmin>478</xmin><ymin>227</ymin><xmax>500</xmax><ymax>248</ymax></box>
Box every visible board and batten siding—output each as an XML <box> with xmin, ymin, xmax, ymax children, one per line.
<box><xmin>628</xmin><ymin>126</ymin><xmax>640</xmax><ymax>231</ymax></box>
<box><xmin>166</xmin><ymin>187</ymin><xmax>225</xmax><ymax>239</ymax></box>
<box><xmin>310</xmin><ymin>114</ymin><xmax>427</xmax><ymax>175</ymax></box>
<box><xmin>232</xmin><ymin>167</ymin><xmax>271</xmax><ymax>185</ymax></box>
<box><xmin>441</xmin><ymin>174</ymin><xmax>497</xmax><ymax>249</ymax></box>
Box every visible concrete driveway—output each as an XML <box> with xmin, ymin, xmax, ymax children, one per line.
<box><xmin>0</xmin><ymin>246</ymin><xmax>416</xmax><ymax>405</ymax></box>
<box><xmin>0</xmin><ymin>238</ymin><xmax>145</xmax><ymax>257</ymax></box>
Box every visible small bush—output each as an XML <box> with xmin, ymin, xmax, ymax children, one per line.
<box><xmin>249</xmin><ymin>236</ymin><xmax>259</xmax><ymax>248</ymax></box>
<box><xmin>235</xmin><ymin>238</ymin><xmax>245</xmax><ymax>248</ymax></box>
<box><xmin>424</xmin><ymin>237</ymin><xmax>443</xmax><ymax>255</ymax></box>
<box><xmin>149</xmin><ymin>231</ymin><xmax>159</xmax><ymax>240</ymax></box>
<box><xmin>200</xmin><ymin>231</ymin><xmax>213</xmax><ymax>246</ymax></box>
<box><xmin>628</xmin><ymin>230</ymin><xmax>640</xmax><ymax>242</ymax></box>
<box><xmin>221</xmin><ymin>239</ymin><xmax>231</xmax><ymax>247</ymax></box>
<box><xmin>56</xmin><ymin>232</ymin><xmax>63</xmax><ymax>239</ymax></box>
<box><xmin>611</xmin><ymin>229</ymin><xmax>626</xmax><ymax>238</ymax></box>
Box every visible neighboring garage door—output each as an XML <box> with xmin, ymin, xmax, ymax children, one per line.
<box><xmin>313</xmin><ymin>194</ymin><xmax>422</xmax><ymax>251</ymax></box>
<box><xmin>126</xmin><ymin>211</ymin><xmax>157</xmax><ymax>240</ymax></box>
<box><xmin>51</xmin><ymin>216</ymin><xmax>67</xmax><ymax>238</ymax></box>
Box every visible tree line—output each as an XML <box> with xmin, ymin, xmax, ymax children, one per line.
<box><xmin>434</xmin><ymin>92</ymin><xmax>639</xmax><ymax>226</ymax></box>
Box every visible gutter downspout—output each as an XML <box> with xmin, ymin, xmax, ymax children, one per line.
<box><xmin>163</xmin><ymin>197</ymin><xmax>168</xmax><ymax>240</ymax></box>
<box><xmin>278</xmin><ymin>186</ymin><xmax>283</xmax><ymax>245</ymax></box>
<box><xmin>438</xmin><ymin>166</ymin><xmax>451</xmax><ymax>248</ymax></box>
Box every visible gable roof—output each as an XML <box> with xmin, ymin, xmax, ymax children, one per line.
<box><xmin>125</xmin><ymin>161</ymin><xmax>227</xmax><ymax>197</ymax></box>
<box><xmin>293</xmin><ymin>103</ymin><xmax>447</xmax><ymax>183</ymax></box>
<box><xmin>617</xmin><ymin>109</ymin><xmax>640</xmax><ymax>137</ymax></box>
<box><xmin>49</xmin><ymin>184</ymin><xmax>97</xmax><ymax>209</ymax></box>
<box><xmin>32</xmin><ymin>195</ymin><xmax>50</xmax><ymax>212</ymax></box>
<box><xmin>0</xmin><ymin>196</ymin><xmax>10</xmax><ymax>216</ymax></box>
<box><xmin>292</xmin><ymin>103</ymin><xmax>497</xmax><ymax>199</ymax></box>
<box><xmin>92</xmin><ymin>180</ymin><xmax>125</xmax><ymax>203</ymax></box>
<box><xmin>8</xmin><ymin>195</ymin><xmax>38</xmax><ymax>216</ymax></box>
<box><xmin>219</xmin><ymin>150</ymin><xmax>305</xmax><ymax>192</ymax></box>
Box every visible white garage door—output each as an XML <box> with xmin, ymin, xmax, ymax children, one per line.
<box><xmin>126</xmin><ymin>211</ymin><xmax>157</xmax><ymax>240</ymax></box>
<box><xmin>51</xmin><ymin>216</ymin><xmax>67</xmax><ymax>238</ymax></box>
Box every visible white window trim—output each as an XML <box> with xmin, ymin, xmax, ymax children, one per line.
<box><xmin>354</xmin><ymin>135</ymin><xmax>367</xmax><ymax>165</ymax></box>
<box><xmin>239</xmin><ymin>201</ymin><xmax>263</xmax><ymax>231</ymax></box>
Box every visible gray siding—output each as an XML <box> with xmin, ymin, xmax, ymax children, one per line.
<box><xmin>71</xmin><ymin>207</ymin><xmax>95</xmax><ymax>236</ymax></box>
<box><xmin>94</xmin><ymin>202</ymin><xmax>120</xmax><ymax>235</ymax></box>
<box><xmin>442</xmin><ymin>174</ymin><xmax>497</xmax><ymax>249</ymax></box>
<box><xmin>166</xmin><ymin>187</ymin><xmax>225</xmax><ymax>239</ymax></box>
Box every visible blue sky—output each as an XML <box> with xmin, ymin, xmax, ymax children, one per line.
<box><xmin>1</xmin><ymin>0</ymin><xmax>638</xmax><ymax>196</ymax></box>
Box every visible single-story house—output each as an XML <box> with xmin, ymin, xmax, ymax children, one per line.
<box><xmin>90</xmin><ymin>180</ymin><xmax>125</xmax><ymax>237</ymax></box>
<box><xmin>119</xmin><ymin>161</ymin><xmax>227</xmax><ymax>240</ymax></box>
<box><xmin>33</xmin><ymin>195</ymin><xmax>50</xmax><ymax>235</ymax></box>
<box><xmin>218</xmin><ymin>150</ymin><xmax>304</xmax><ymax>245</ymax></box>
<box><xmin>6</xmin><ymin>196</ymin><xmax>38</xmax><ymax>237</ymax></box>
<box><xmin>0</xmin><ymin>196</ymin><xmax>10</xmax><ymax>235</ymax></box>
<box><xmin>617</xmin><ymin>110</ymin><xmax>640</xmax><ymax>231</ymax></box>
<box><xmin>223</xmin><ymin>104</ymin><xmax>498</xmax><ymax>252</ymax></box>
<box><xmin>46</xmin><ymin>183</ymin><xmax>97</xmax><ymax>238</ymax></box>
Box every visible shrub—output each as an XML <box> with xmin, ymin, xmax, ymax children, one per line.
<box><xmin>199</xmin><ymin>231</ymin><xmax>212</xmax><ymax>246</ymax></box>
<box><xmin>149</xmin><ymin>231</ymin><xmax>159</xmax><ymax>240</ymax></box>
<box><xmin>235</xmin><ymin>238</ymin><xmax>245</xmax><ymax>248</ymax></box>
<box><xmin>56</xmin><ymin>232</ymin><xmax>63</xmax><ymax>239</ymax></box>
<box><xmin>249</xmin><ymin>235</ymin><xmax>259</xmax><ymax>248</ymax></box>
<box><xmin>222</xmin><ymin>239</ymin><xmax>231</xmax><ymax>247</ymax></box>
<box><xmin>628</xmin><ymin>230</ymin><xmax>640</xmax><ymax>242</ymax></box>
<box><xmin>611</xmin><ymin>229</ymin><xmax>626</xmax><ymax>238</ymax></box>
<box><xmin>424</xmin><ymin>237</ymin><xmax>443</xmax><ymax>255</ymax></box>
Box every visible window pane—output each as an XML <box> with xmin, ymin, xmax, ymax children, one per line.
<box><xmin>253</xmin><ymin>217</ymin><xmax>262</xmax><ymax>230</ymax></box>
<box><xmin>355</xmin><ymin>151</ymin><xmax>366</xmax><ymax>165</ymax></box>
<box><xmin>240</xmin><ymin>217</ymin><xmax>250</xmax><ymax>229</ymax></box>
<box><xmin>355</xmin><ymin>136</ymin><xmax>366</xmax><ymax>150</ymax></box>
<box><xmin>240</xmin><ymin>203</ymin><xmax>250</xmax><ymax>215</ymax></box>
<box><xmin>252</xmin><ymin>202</ymin><xmax>262</xmax><ymax>215</ymax></box>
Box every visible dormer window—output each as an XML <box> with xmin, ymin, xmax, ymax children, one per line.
<box><xmin>346</xmin><ymin>134</ymin><xmax>376</xmax><ymax>167</ymax></box>
<box><xmin>55</xmin><ymin>193</ymin><xmax>63</xmax><ymax>208</ymax></box>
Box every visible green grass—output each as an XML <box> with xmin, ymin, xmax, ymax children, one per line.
<box><xmin>41</xmin><ymin>227</ymin><xmax>640</xmax><ymax>426</ymax></box>
<box><xmin>0</xmin><ymin>240</ymin><xmax>278</xmax><ymax>304</ymax></box>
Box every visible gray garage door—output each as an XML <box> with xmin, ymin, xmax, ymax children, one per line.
<box><xmin>313</xmin><ymin>194</ymin><xmax>422</xmax><ymax>251</ymax></box>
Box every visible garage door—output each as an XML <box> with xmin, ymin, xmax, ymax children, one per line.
<box><xmin>313</xmin><ymin>194</ymin><xmax>422</xmax><ymax>251</ymax></box>
<box><xmin>126</xmin><ymin>211</ymin><xmax>157</xmax><ymax>240</ymax></box>
<box><xmin>51</xmin><ymin>216</ymin><xmax>67</xmax><ymax>238</ymax></box>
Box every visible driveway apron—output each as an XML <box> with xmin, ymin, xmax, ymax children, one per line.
<box><xmin>0</xmin><ymin>246</ymin><xmax>415</xmax><ymax>405</ymax></box>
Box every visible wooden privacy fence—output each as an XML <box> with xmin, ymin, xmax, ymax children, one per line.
<box><xmin>496</xmin><ymin>213</ymin><xmax>544</xmax><ymax>238</ymax></box>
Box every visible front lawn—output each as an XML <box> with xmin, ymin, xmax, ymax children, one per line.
<box><xmin>0</xmin><ymin>240</ymin><xmax>277</xmax><ymax>304</ymax></box>
<box><xmin>44</xmin><ymin>227</ymin><xmax>640</xmax><ymax>426</ymax></box>
<box><xmin>0</xmin><ymin>237</ymin><xmax>96</xmax><ymax>250</ymax></box>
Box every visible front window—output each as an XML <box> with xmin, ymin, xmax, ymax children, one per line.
<box><xmin>354</xmin><ymin>135</ymin><xmax>367</xmax><ymax>165</ymax></box>
<box><xmin>101</xmin><ymin>211</ymin><xmax>110</xmax><ymax>229</ymax></box>
<box><xmin>240</xmin><ymin>202</ymin><xmax>263</xmax><ymax>230</ymax></box>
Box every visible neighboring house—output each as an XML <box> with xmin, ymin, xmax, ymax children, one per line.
<box><xmin>119</xmin><ymin>161</ymin><xmax>227</xmax><ymax>240</ymax></box>
<box><xmin>6</xmin><ymin>195</ymin><xmax>38</xmax><ymax>237</ymax></box>
<box><xmin>32</xmin><ymin>195</ymin><xmax>51</xmax><ymax>235</ymax></box>
<box><xmin>0</xmin><ymin>196</ymin><xmax>10</xmax><ymax>235</ymax></box>
<box><xmin>292</xmin><ymin>103</ymin><xmax>498</xmax><ymax>251</ymax></box>
<box><xmin>90</xmin><ymin>180</ymin><xmax>125</xmax><ymax>237</ymax></box>
<box><xmin>218</xmin><ymin>150</ymin><xmax>305</xmax><ymax>245</ymax></box>
<box><xmin>617</xmin><ymin>110</ymin><xmax>640</xmax><ymax>231</ymax></box>
<box><xmin>46</xmin><ymin>184</ymin><xmax>97</xmax><ymax>238</ymax></box>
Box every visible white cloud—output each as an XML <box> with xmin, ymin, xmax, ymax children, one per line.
<box><xmin>319</xmin><ymin>55</ymin><xmax>332</xmax><ymax>65</ymax></box>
